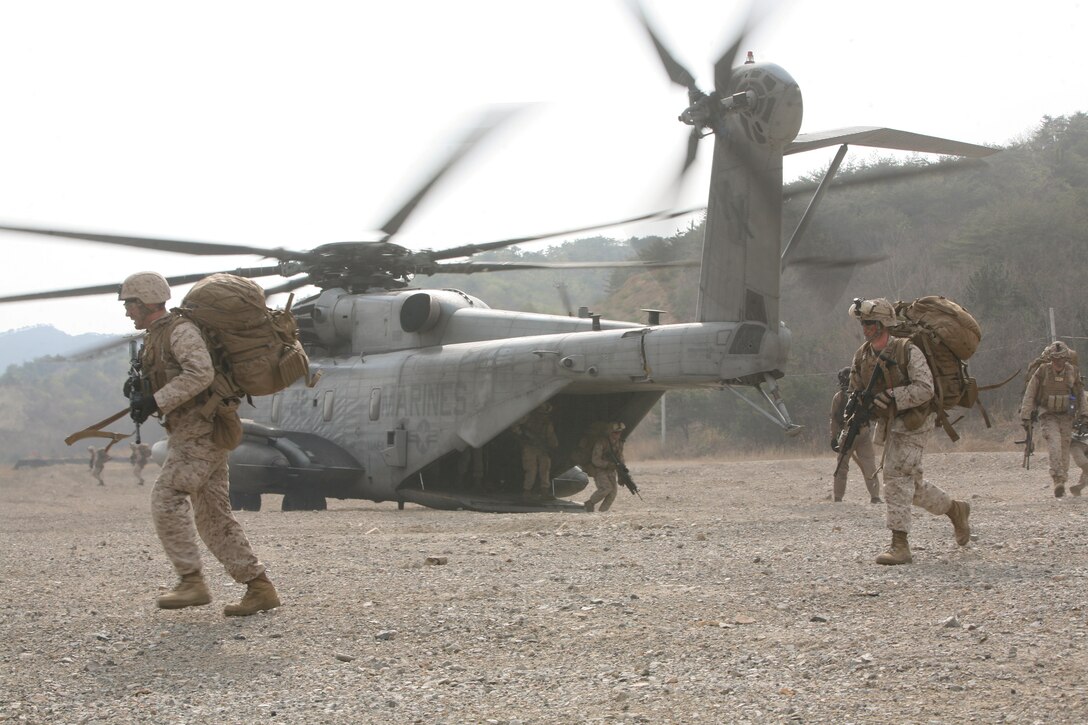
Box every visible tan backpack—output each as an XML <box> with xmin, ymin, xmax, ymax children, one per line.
<box><xmin>178</xmin><ymin>273</ymin><xmax>311</xmax><ymax>398</ymax></box>
<box><xmin>889</xmin><ymin>296</ymin><xmax>982</xmax><ymax>441</ymax></box>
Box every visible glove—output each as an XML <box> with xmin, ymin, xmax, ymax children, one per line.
<box><xmin>874</xmin><ymin>391</ymin><xmax>893</xmax><ymax>410</ymax></box>
<box><xmin>831</xmin><ymin>437</ymin><xmax>841</xmax><ymax>453</ymax></box>
<box><xmin>130</xmin><ymin>395</ymin><xmax>158</xmax><ymax>424</ymax></box>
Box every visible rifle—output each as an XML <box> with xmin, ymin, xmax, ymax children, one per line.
<box><xmin>123</xmin><ymin>339</ymin><xmax>152</xmax><ymax>444</ymax></box>
<box><xmin>834</xmin><ymin>351</ymin><xmax>896</xmax><ymax>477</ymax></box>
<box><xmin>607</xmin><ymin>439</ymin><xmax>642</xmax><ymax>499</ymax></box>
<box><xmin>1016</xmin><ymin>411</ymin><xmax>1037</xmax><ymax>470</ymax></box>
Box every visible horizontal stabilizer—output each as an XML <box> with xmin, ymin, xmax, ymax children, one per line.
<box><xmin>787</xmin><ymin>127</ymin><xmax>997</xmax><ymax>158</ymax></box>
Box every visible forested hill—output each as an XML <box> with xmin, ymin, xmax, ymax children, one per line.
<box><xmin>2</xmin><ymin>113</ymin><xmax>1085</xmax><ymax>462</ymax></box>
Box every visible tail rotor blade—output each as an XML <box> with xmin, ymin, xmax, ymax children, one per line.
<box><xmin>631</xmin><ymin>2</ymin><xmax>699</xmax><ymax>93</ymax></box>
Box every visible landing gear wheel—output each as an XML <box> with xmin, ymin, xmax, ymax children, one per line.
<box><xmin>229</xmin><ymin>490</ymin><xmax>262</xmax><ymax>511</ymax></box>
<box><xmin>281</xmin><ymin>486</ymin><xmax>327</xmax><ymax>511</ymax></box>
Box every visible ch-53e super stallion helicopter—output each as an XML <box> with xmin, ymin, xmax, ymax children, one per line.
<box><xmin>0</xmin><ymin>10</ymin><xmax>995</xmax><ymax>513</ymax></box>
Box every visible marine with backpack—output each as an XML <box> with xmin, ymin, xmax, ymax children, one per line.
<box><xmin>845</xmin><ymin>297</ymin><xmax>972</xmax><ymax>567</ymax></box>
<box><xmin>117</xmin><ymin>271</ymin><xmax>282</xmax><ymax>617</ymax></box>
<box><xmin>1018</xmin><ymin>340</ymin><xmax>1087</xmax><ymax>498</ymax></box>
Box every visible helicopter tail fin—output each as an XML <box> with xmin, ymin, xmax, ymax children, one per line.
<box><xmin>695</xmin><ymin>129</ymin><xmax>785</xmax><ymax>328</ymax></box>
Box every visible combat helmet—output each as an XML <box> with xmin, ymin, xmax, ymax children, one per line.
<box><xmin>1045</xmin><ymin>340</ymin><xmax>1071</xmax><ymax>360</ymax></box>
<box><xmin>837</xmin><ymin>366</ymin><xmax>851</xmax><ymax>388</ymax></box>
<box><xmin>848</xmin><ymin>297</ymin><xmax>898</xmax><ymax>327</ymax></box>
<box><xmin>119</xmin><ymin>272</ymin><xmax>171</xmax><ymax>305</ymax></box>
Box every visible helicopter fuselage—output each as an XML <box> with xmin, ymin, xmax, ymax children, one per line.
<box><xmin>227</xmin><ymin>287</ymin><xmax>790</xmax><ymax>510</ymax></box>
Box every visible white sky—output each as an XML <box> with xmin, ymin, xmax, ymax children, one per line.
<box><xmin>1</xmin><ymin>0</ymin><xmax>1085</xmax><ymax>334</ymax></box>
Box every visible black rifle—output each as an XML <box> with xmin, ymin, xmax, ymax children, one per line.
<box><xmin>123</xmin><ymin>339</ymin><xmax>152</xmax><ymax>444</ymax></box>
<box><xmin>1017</xmin><ymin>411</ymin><xmax>1037</xmax><ymax>470</ymax></box>
<box><xmin>834</xmin><ymin>351</ymin><xmax>896</xmax><ymax>477</ymax></box>
<box><xmin>607</xmin><ymin>439</ymin><xmax>642</xmax><ymax>499</ymax></box>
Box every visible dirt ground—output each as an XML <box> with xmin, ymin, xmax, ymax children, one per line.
<box><xmin>2</xmin><ymin>447</ymin><xmax>1087</xmax><ymax>724</ymax></box>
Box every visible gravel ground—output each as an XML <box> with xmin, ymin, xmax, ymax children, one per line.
<box><xmin>2</xmin><ymin>448</ymin><xmax>1088</xmax><ymax>724</ymax></box>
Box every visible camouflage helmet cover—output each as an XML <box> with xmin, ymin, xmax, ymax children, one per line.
<box><xmin>848</xmin><ymin>297</ymin><xmax>897</xmax><ymax>326</ymax></box>
<box><xmin>1045</xmin><ymin>340</ymin><xmax>1071</xmax><ymax>359</ymax></box>
<box><xmin>119</xmin><ymin>272</ymin><xmax>171</xmax><ymax>305</ymax></box>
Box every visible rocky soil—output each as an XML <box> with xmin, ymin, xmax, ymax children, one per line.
<box><xmin>2</xmin><ymin>449</ymin><xmax>1087</xmax><ymax>724</ymax></box>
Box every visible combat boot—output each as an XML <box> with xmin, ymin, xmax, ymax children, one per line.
<box><xmin>157</xmin><ymin>571</ymin><xmax>212</xmax><ymax>609</ymax></box>
<box><xmin>946</xmin><ymin>499</ymin><xmax>971</xmax><ymax>546</ymax></box>
<box><xmin>223</xmin><ymin>572</ymin><xmax>280</xmax><ymax>617</ymax></box>
<box><xmin>1071</xmin><ymin>482</ymin><xmax>1085</xmax><ymax>496</ymax></box>
<box><xmin>875</xmin><ymin>530</ymin><xmax>912</xmax><ymax>565</ymax></box>
<box><xmin>583</xmin><ymin>501</ymin><xmax>595</xmax><ymax>512</ymax></box>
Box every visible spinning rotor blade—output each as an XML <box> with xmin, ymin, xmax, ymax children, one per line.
<box><xmin>261</xmin><ymin>275</ymin><xmax>315</xmax><ymax>297</ymax></box>
<box><xmin>783</xmin><ymin>157</ymin><xmax>991</xmax><ymax>203</ymax></box>
<box><xmin>430</xmin><ymin>259</ymin><xmax>698</xmax><ymax>275</ymax></box>
<box><xmin>0</xmin><ymin>266</ymin><xmax>282</xmax><ymax>304</ymax></box>
<box><xmin>785</xmin><ymin>253</ymin><xmax>889</xmax><ymax>271</ymax></box>
<box><xmin>432</xmin><ymin>206</ymin><xmax>704</xmax><ymax>261</ymax></box>
<box><xmin>632</xmin><ymin>3</ymin><xmax>699</xmax><ymax>92</ymax></box>
<box><xmin>44</xmin><ymin>333</ymin><xmax>142</xmax><ymax>362</ymax></box>
<box><xmin>377</xmin><ymin>106</ymin><xmax>522</xmax><ymax>241</ymax></box>
<box><xmin>0</xmin><ymin>224</ymin><xmax>317</xmax><ymax>263</ymax></box>
<box><xmin>711</xmin><ymin>10</ymin><xmax>757</xmax><ymax>97</ymax></box>
<box><xmin>634</xmin><ymin>2</ymin><xmax>762</xmax><ymax>193</ymax></box>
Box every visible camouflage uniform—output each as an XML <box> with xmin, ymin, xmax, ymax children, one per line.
<box><xmin>1019</xmin><ymin>356</ymin><xmax>1086</xmax><ymax>496</ymax></box>
<box><xmin>144</xmin><ymin>315</ymin><xmax>264</xmax><ymax>584</ymax></box>
<box><xmin>88</xmin><ymin>446</ymin><xmax>108</xmax><ymax>486</ymax></box>
<box><xmin>829</xmin><ymin>385</ymin><xmax>881</xmax><ymax>502</ymax></box>
<box><xmin>512</xmin><ymin>405</ymin><xmax>558</xmax><ymax>496</ymax></box>
<box><xmin>585</xmin><ymin>429</ymin><xmax>625</xmax><ymax>512</ymax></box>
<box><xmin>130</xmin><ymin>443</ymin><xmax>152</xmax><ymax>486</ymax></box>
<box><xmin>1071</xmin><ymin>436</ymin><xmax>1088</xmax><ymax>495</ymax></box>
<box><xmin>852</xmin><ymin>338</ymin><xmax>953</xmax><ymax>533</ymax></box>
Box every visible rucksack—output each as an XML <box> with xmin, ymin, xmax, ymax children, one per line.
<box><xmin>177</xmin><ymin>273</ymin><xmax>311</xmax><ymax>398</ymax></box>
<box><xmin>571</xmin><ymin>421</ymin><xmax>615</xmax><ymax>476</ymax></box>
<box><xmin>889</xmin><ymin>295</ymin><xmax>982</xmax><ymax>441</ymax></box>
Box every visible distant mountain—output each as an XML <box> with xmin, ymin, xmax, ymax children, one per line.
<box><xmin>0</xmin><ymin>325</ymin><xmax>118</xmax><ymax>370</ymax></box>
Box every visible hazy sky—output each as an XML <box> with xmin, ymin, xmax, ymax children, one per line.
<box><xmin>1</xmin><ymin>0</ymin><xmax>1085</xmax><ymax>334</ymax></box>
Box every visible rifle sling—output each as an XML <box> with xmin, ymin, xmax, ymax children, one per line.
<box><xmin>64</xmin><ymin>407</ymin><xmax>132</xmax><ymax>447</ymax></box>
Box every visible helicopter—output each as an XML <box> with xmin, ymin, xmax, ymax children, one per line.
<box><xmin>0</xmin><ymin>11</ymin><xmax>996</xmax><ymax>513</ymax></box>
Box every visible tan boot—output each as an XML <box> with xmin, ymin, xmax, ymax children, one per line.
<box><xmin>946</xmin><ymin>500</ymin><xmax>971</xmax><ymax>546</ymax></box>
<box><xmin>157</xmin><ymin>572</ymin><xmax>212</xmax><ymax>609</ymax></box>
<box><xmin>875</xmin><ymin>530</ymin><xmax>912</xmax><ymax>565</ymax></box>
<box><xmin>223</xmin><ymin>572</ymin><xmax>280</xmax><ymax>617</ymax></box>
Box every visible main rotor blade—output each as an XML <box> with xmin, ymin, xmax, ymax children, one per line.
<box><xmin>0</xmin><ymin>266</ymin><xmax>282</xmax><ymax>304</ymax></box>
<box><xmin>377</xmin><ymin>106</ymin><xmax>522</xmax><ymax>241</ymax></box>
<box><xmin>631</xmin><ymin>2</ymin><xmax>699</xmax><ymax>91</ymax></box>
<box><xmin>783</xmin><ymin>158</ymin><xmax>991</xmax><ymax>204</ymax></box>
<box><xmin>261</xmin><ymin>275</ymin><xmax>315</xmax><ymax>297</ymax></box>
<box><xmin>785</xmin><ymin>253</ymin><xmax>889</xmax><ymax>271</ymax></box>
<box><xmin>431</xmin><ymin>206</ymin><xmax>705</xmax><ymax>261</ymax></box>
<box><xmin>429</xmin><ymin>259</ymin><xmax>698</xmax><ymax>275</ymax></box>
<box><xmin>44</xmin><ymin>333</ymin><xmax>141</xmax><ymax>362</ymax></box>
<box><xmin>0</xmin><ymin>224</ymin><xmax>317</xmax><ymax>263</ymax></box>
